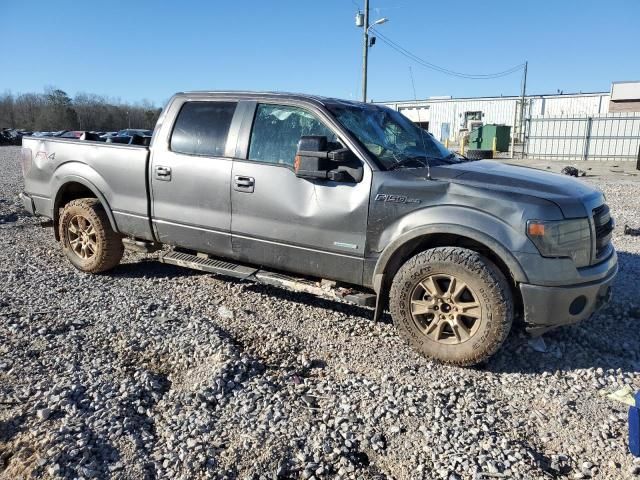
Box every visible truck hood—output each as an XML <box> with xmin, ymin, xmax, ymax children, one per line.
<box><xmin>428</xmin><ymin>160</ymin><xmax>603</xmax><ymax>218</ymax></box>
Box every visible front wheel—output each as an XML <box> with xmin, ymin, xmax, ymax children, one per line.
<box><xmin>389</xmin><ymin>247</ymin><xmax>513</xmax><ymax>366</ymax></box>
<box><xmin>59</xmin><ymin>198</ymin><xmax>124</xmax><ymax>273</ymax></box>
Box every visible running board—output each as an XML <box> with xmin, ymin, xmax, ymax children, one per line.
<box><xmin>160</xmin><ymin>251</ymin><xmax>258</xmax><ymax>279</ymax></box>
<box><xmin>158</xmin><ymin>250</ymin><xmax>376</xmax><ymax>307</ymax></box>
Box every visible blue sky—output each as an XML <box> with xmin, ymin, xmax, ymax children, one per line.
<box><xmin>2</xmin><ymin>1</ymin><xmax>639</xmax><ymax>106</ymax></box>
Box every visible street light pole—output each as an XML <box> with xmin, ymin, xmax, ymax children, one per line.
<box><xmin>361</xmin><ymin>0</ymin><xmax>370</xmax><ymax>103</ymax></box>
<box><xmin>358</xmin><ymin>4</ymin><xmax>388</xmax><ymax>103</ymax></box>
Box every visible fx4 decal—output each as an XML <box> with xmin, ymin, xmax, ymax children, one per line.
<box><xmin>375</xmin><ymin>193</ymin><xmax>421</xmax><ymax>204</ymax></box>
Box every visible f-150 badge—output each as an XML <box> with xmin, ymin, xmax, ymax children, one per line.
<box><xmin>375</xmin><ymin>193</ymin><xmax>421</xmax><ymax>204</ymax></box>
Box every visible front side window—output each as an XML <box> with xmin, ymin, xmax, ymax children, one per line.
<box><xmin>170</xmin><ymin>101</ymin><xmax>237</xmax><ymax>157</ymax></box>
<box><xmin>248</xmin><ymin>104</ymin><xmax>338</xmax><ymax>167</ymax></box>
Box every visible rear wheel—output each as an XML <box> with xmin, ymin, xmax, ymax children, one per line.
<box><xmin>389</xmin><ymin>247</ymin><xmax>513</xmax><ymax>366</ymax></box>
<box><xmin>59</xmin><ymin>198</ymin><xmax>123</xmax><ymax>273</ymax></box>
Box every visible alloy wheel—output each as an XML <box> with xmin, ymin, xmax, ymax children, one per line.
<box><xmin>410</xmin><ymin>273</ymin><xmax>482</xmax><ymax>345</ymax></box>
<box><xmin>67</xmin><ymin>214</ymin><xmax>98</xmax><ymax>260</ymax></box>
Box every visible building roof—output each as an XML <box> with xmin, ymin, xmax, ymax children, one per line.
<box><xmin>380</xmin><ymin>91</ymin><xmax>609</xmax><ymax>105</ymax></box>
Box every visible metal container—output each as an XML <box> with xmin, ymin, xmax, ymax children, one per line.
<box><xmin>468</xmin><ymin>124</ymin><xmax>511</xmax><ymax>152</ymax></box>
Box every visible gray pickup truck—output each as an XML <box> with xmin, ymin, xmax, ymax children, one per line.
<box><xmin>20</xmin><ymin>91</ymin><xmax>617</xmax><ymax>365</ymax></box>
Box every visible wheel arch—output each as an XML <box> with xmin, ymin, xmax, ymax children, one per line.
<box><xmin>372</xmin><ymin>225</ymin><xmax>528</xmax><ymax>311</ymax></box>
<box><xmin>53</xmin><ymin>177</ymin><xmax>118</xmax><ymax>240</ymax></box>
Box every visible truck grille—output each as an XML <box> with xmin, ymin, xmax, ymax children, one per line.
<box><xmin>592</xmin><ymin>204</ymin><xmax>614</xmax><ymax>260</ymax></box>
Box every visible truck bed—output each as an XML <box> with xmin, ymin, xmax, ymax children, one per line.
<box><xmin>21</xmin><ymin>137</ymin><xmax>154</xmax><ymax>240</ymax></box>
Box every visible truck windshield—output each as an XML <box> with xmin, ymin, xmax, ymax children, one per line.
<box><xmin>327</xmin><ymin>102</ymin><xmax>462</xmax><ymax>170</ymax></box>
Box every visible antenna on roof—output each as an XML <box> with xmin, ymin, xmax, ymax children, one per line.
<box><xmin>409</xmin><ymin>66</ymin><xmax>431</xmax><ymax>180</ymax></box>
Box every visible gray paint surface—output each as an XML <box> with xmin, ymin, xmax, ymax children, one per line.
<box><xmin>21</xmin><ymin>91</ymin><xmax>618</xmax><ymax>331</ymax></box>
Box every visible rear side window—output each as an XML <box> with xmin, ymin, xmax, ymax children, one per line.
<box><xmin>170</xmin><ymin>101</ymin><xmax>237</xmax><ymax>157</ymax></box>
<box><xmin>248</xmin><ymin>104</ymin><xmax>337</xmax><ymax>166</ymax></box>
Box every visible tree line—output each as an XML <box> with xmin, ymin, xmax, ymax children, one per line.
<box><xmin>0</xmin><ymin>88</ymin><xmax>162</xmax><ymax>132</ymax></box>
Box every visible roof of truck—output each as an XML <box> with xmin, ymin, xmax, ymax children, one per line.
<box><xmin>176</xmin><ymin>91</ymin><xmax>368</xmax><ymax>108</ymax></box>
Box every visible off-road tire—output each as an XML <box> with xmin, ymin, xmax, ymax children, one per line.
<box><xmin>389</xmin><ymin>247</ymin><xmax>513</xmax><ymax>366</ymax></box>
<box><xmin>466</xmin><ymin>149</ymin><xmax>493</xmax><ymax>160</ymax></box>
<box><xmin>59</xmin><ymin>198</ymin><xmax>123</xmax><ymax>273</ymax></box>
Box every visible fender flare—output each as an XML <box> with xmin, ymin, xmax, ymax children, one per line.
<box><xmin>53</xmin><ymin>175</ymin><xmax>119</xmax><ymax>236</ymax></box>
<box><xmin>371</xmin><ymin>223</ymin><xmax>529</xmax><ymax>293</ymax></box>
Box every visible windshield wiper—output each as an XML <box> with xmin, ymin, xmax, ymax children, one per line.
<box><xmin>440</xmin><ymin>152</ymin><xmax>465</xmax><ymax>164</ymax></box>
<box><xmin>388</xmin><ymin>152</ymin><xmax>469</xmax><ymax>170</ymax></box>
<box><xmin>389</xmin><ymin>155</ymin><xmax>429</xmax><ymax>170</ymax></box>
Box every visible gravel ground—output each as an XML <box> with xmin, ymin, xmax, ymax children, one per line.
<box><xmin>1</xmin><ymin>145</ymin><xmax>640</xmax><ymax>480</ymax></box>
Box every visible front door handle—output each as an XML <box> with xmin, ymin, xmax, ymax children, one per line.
<box><xmin>155</xmin><ymin>165</ymin><xmax>172</xmax><ymax>181</ymax></box>
<box><xmin>234</xmin><ymin>175</ymin><xmax>254</xmax><ymax>193</ymax></box>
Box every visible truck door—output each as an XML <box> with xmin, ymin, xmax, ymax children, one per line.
<box><xmin>150</xmin><ymin>100</ymin><xmax>239</xmax><ymax>256</ymax></box>
<box><xmin>230</xmin><ymin>102</ymin><xmax>371</xmax><ymax>285</ymax></box>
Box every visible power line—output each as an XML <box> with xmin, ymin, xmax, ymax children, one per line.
<box><xmin>373</xmin><ymin>29</ymin><xmax>523</xmax><ymax>79</ymax></box>
<box><xmin>370</xmin><ymin>28</ymin><xmax>524</xmax><ymax>80</ymax></box>
<box><xmin>372</xmin><ymin>29</ymin><xmax>523</xmax><ymax>79</ymax></box>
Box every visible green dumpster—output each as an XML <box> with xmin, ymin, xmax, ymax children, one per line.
<box><xmin>468</xmin><ymin>124</ymin><xmax>511</xmax><ymax>152</ymax></box>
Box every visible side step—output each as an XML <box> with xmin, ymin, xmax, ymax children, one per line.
<box><xmin>158</xmin><ymin>250</ymin><xmax>376</xmax><ymax>308</ymax></box>
<box><xmin>160</xmin><ymin>251</ymin><xmax>258</xmax><ymax>279</ymax></box>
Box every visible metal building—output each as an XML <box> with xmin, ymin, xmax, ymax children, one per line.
<box><xmin>380</xmin><ymin>82</ymin><xmax>640</xmax><ymax>162</ymax></box>
<box><xmin>380</xmin><ymin>91</ymin><xmax>611</xmax><ymax>142</ymax></box>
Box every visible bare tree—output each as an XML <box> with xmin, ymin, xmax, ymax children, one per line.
<box><xmin>0</xmin><ymin>88</ymin><xmax>161</xmax><ymax>132</ymax></box>
<box><xmin>0</xmin><ymin>91</ymin><xmax>16</xmax><ymax>128</ymax></box>
<box><xmin>14</xmin><ymin>93</ymin><xmax>46</xmax><ymax>131</ymax></box>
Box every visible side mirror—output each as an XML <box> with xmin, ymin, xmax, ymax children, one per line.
<box><xmin>294</xmin><ymin>136</ymin><xmax>331</xmax><ymax>179</ymax></box>
<box><xmin>294</xmin><ymin>136</ymin><xmax>363</xmax><ymax>182</ymax></box>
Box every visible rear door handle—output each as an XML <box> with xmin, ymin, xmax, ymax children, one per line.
<box><xmin>155</xmin><ymin>165</ymin><xmax>172</xmax><ymax>181</ymax></box>
<box><xmin>234</xmin><ymin>175</ymin><xmax>254</xmax><ymax>193</ymax></box>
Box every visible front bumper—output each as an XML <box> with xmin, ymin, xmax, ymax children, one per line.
<box><xmin>19</xmin><ymin>192</ymin><xmax>35</xmax><ymax>215</ymax></box>
<box><xmin>520</xmin><ymin>252</ymin><xmax>618</xmax><ymax>335</ymax></box>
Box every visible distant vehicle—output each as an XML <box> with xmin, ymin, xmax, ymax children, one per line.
<box><xmin>20</xmin><ymin>91</ymin><xmax>617</xmax><ymax>366</ymax></box>
<box><xmin>117</xmin><ymin>129</ymin><xmax>152</xmax><ymax>137</ymax></box>
<box><xmin>0</xmin><ymin>129</ymin><xmax>33</xmax><ymax>145</ymax></box>
<box><xmin>0</xmin><ymin>128</ymin><xmax>23</xmax><ymax>145</ymax></box>
<box><xmin>105</xmin><ymin>136</ymin><xmax>133</xmax><ymax>144</ymax></box>
<box><xmin>99</xmin><ymin>132</ymin><xmax>119</xmax><ymax>139</ymax></box>
<box><xmin>58</xmin><ymin>131</ymin><xmax>84</xmax><ymax>139</ymax></box>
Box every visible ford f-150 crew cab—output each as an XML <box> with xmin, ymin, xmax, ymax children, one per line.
<box><xmin>20</xmin><ymin>91</ymin><xmax>618</xmax><ymax>366</ymax></box>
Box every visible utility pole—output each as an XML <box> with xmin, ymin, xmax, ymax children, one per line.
<box><xmin>362</xmin><ymin>0</ymin><xmax>370</xmax><ymax>103</ymax></box>
<box><xmin>519</xmin><ymin>60</ymin><xmax>528</xmax><ymax>158</ymax></box>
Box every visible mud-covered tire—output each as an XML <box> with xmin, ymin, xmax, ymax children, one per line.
<box><xmin>389</xmin><ymin>247</ymin><xmax>513</xmax><ymax>366</ymax></box>
<box><xmin>58</xmin><ymin>198</ymin><xmax>123</xmax><ymax>273</ymax></box>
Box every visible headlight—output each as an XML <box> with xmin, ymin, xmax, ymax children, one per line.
<box><xmin>527</xmin><ymin>218</ymin><xmax>591</xmax><ymax>267</ymax></box>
